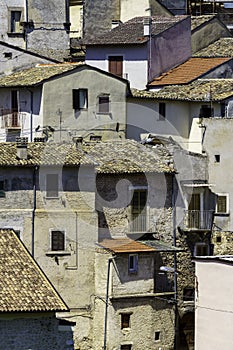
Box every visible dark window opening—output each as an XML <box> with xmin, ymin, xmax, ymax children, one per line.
<box><xmin>121</xmin><ymin>313</ymin><xmax>131</xmax><ymax>329</ymax></box>
<box><xmin>73</xmin><ymin>89</ymin><xmax>88</xmax><ymax>110</ymax></box>
<box><xmin>46</xmin><ymin>174</ymin><xmax>59</xmax><ymax>198</ymax></box>
<box><xmin>10</xmin><ymin>11</ymin><xmax>22</xmax><ymax>33</ymax></box>
<box><xmin>131</xmin><ymin>189</ymin><xmax>147</xmax><ymax>232</ymax></box>
<box><xmin>0</xmin><ymin>180</ymin><xmax>6</xmax><ymax>198</ymax></box>
<box><xmin>216</xmin><ymin>195</ymin><xmax>227</xmax><ymax>214</ymax></box>
<box><xmin>159</xmin><ymin>102</ymin><xmax>166</xmax><ymax>120</ymax></box>
<box><xmin>98</xmin><ymin>95</ymin><xmax>110</xmax><ymax>113</ymax></box>
<box><xmin>121</xmin><ymin>346</ymin><xmax>132</xmax><ymax>350</ymax></box>
<box><xmin>183</xmin><ymin>287</ymin><xmax>194</xmax><ymax>302</ymax></box>
<box><xmin>108</xmin><ymin>56</ymin><xmax>123</xmax><ymax>77</ymax></box>
<box><xmin>216</xmin><ymin>236</ymin><xmax>221</xmax><ymax>243</ymax></box>
<box><xmin>215</xmin><ymin>154</ymin><xmax>220</xmax><ymax>163</ymax></box>
<box><xmin>155</xmin><ymin>331</ymin><xmax>160</xmax><ymax>341</ymax></box>
<box><xmin>128</xmin><ymin>254</ymin><xmax>138</xmax><ymax>273</ymax></box>
<box><xmin>195</xmin><ymin>243</ymin><xmax>209</xmax><ymax>256</ymax></box>
<box><xmin>199</xmin><ymin>105</ymin><xmax>213</xmax><ymax>118</ymax></box>
<box><xmin>51</xmin><ymin>230</ymin><xmax>65</xmax><ymax>251</ymax></box>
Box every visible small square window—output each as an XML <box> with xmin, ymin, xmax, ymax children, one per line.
<box><xmin>216</xmin><ymin>236</ymin><xmax>221</xmax><ymax>243</ymax></box>
<box><xmin>98</xmin><ymin>95</ymin><xmax>110</xmax><ymax>113</ymax></box>
<box><xmin>216</xmin><ymin>194</ymin><xmax>228</xmax><ymax>214</ymax></box>
<box><xmin>46</xmin><ymin>174</ymin><xmax>59</xmax><ymax>198</ymax></box>
<box><xmin>121</xmin><ymin>313</ymin><xmax>131</xmax><ymax>329</ymax></box>
<box><xmin>128</xmin><ymin>254</ymin><xmax>138</xmax><ymax>273</ymax></box>
<box><xmin>214</xmin><ymin>154</ymin><xmax>220</xmax><ymax>163</ymax></box>
<box><xmin>194</xmin><ymin>243</ymin><xmax>209</xmax><ymax>257</ymax></box>
<box><xmin>121</xmin><ymin>346</ymin><xmax>132</xmax><ymax>350</ymax></box>
<box><xmin>183</xmin><ymin>287</ymin><xmax>194</xmax><ymax>302</ymax></box>
<box><xmin>51</xmin><ymin>230</ymin><xmax>65</xmax><ymax>251</ymax></box>
<box><xmin>73</xmin><ymin>89</ymin><xmax>88</xmax><ymax>109</ymax></box>
<box><xmin>155</xmin><ymin>331</ymin><xmax>160</xmax><ymax>341</ymax></box>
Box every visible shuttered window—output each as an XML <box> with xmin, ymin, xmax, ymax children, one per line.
<box><xmin>108</xmin><ymin>56</ymin><xmax>123</xmax><ymax>77</ymax></box>
<box><xmin>98</xmin><ymin>95</ymin><xmax>110</xmax><ymax>113</ymax></box>
<box><xmin>51</xmin><ymin>230</ymin><xmax>65</xmax><ymax>251</ymax></box>
<box><xmin>216</xmin><ymin>195</ymin><xmax>227</xmax><ymax>214</ymax></box>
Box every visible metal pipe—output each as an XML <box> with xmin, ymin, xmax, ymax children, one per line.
<box><xmin>32</xmin><ymin>166</ymin><xmax>38</xmax><ymax>257</ymax></box>
<box><xmin>103</xmin><ymin>257</ymin><xmax>113</xmax><ymax>350</ymax></box>
<box><xmin>172</xmin><ymin>174</ymin><xmax>178</xmax><ymax>350</ymax></box>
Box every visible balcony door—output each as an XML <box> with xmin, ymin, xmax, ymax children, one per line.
<box><xmin>188</xmin><ymin>193</ymin><xmax>201</xmax><ymax>229</ymax></box>
<box><xmin>11</xmin><ymin>90</ymin><xmax>19</xmax><ymax>127</ymax></box>
<box><xmin>131</xmin><ymin>189</ymin><xmax>147</xmax><ymax>232</ymax></box>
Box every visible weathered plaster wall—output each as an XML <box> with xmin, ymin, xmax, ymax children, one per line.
<box><xmin>0</xmin><ymin>315</ymin><xmax>74</xmax><ymax>350</ymax></box>
<box><xmin>42</xmin><ymin>66</ymin><xmax>127</xmax><ymax>141</ymax></box>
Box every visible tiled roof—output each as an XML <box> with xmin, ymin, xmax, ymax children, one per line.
<box><xmin>0</xmin><ymin>63</ymin><xmax>84</xmax><ymax>87</ymax></box>
<box><xmin>131</xmin><ymin>78</ymin><xmax>233</xmax><ymax>102</ymax></box>
<box><xmin>85</xmin><ymin>16</ymin><xmax>188</xmax><ymax>45</ymax></box>
<box><xmin>0</xmin><ymin>140</ymin><xmax>174</xmax><ymax>173</ymax></box>
<box><xmin>82</xmin><ymin>139</ymin><xmax>174</xmax><ymax>174</ymax></box>
<box><xmin>28</xmin><ymin>49</ymin><xmax>71</xmax><ymax>62</ymax></box>
<box><xmin>148</xmin><ymin>57</ymin><xmax>230</xmax><ymax>87</ymax></box>
<box><xmin>194</xmin><ymin>38</ymin><xmax>233</xmax><ymax>57</ymax></box>
<box><xmin>191</xmin><ymin>15</ymin><xmax>216</xmax><ymax>31</ymax></box>
<box><xmin>0</xmin><ymin>142</ymin><xmax>95</xmax><ymax>166</ymax></box>
<box><xmin>0</xmin><ymin>229</ymin><xmax>68</xmax><ymax>312</ymax></box>
<box><xmin>97</xmin><ymin>238</ymin><xmax>156</xmax><ymax>253</ymax></box>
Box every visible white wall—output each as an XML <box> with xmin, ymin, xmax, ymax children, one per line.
<box><xmin>195</xmin><ymin>260</ymin><xmax>233</xmax><ymax>350</ymax></box>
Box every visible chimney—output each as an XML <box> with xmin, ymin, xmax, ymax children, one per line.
<box><xmin>143</xmin><ymin>17</ymin><xmax>151</xmax><ymax>36</ymax></box>
<box><xmin>16</xmin><ymin>137</ymin><xmax>28</xmax><ymax>160</ymax></box>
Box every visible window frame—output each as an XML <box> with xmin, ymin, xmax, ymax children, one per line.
<box><xmin>50</xmin><ymin>229</ymin><xmax>65</xmax><ymax>251</ymax></box>
<box><xmin>46</xmin><ymin>173</ymin><xmax>59</xmax><ymax>198</ymax></box>
<box><xmin>121</xmin><ymin>313</ymin><xmax>132</xmax><ymax>329</ymax></box>
<box><xmin>108</xmin><ymin>55</ymin><xmax>123</xmax><ymax>77</ymax></box>
<box><xmin>128</xmin><ymin>254</ymin><xmax>138</xmax><ymax>274</ymax></box>
<box><xmin>216</xmin><ymin>193</ymin><xmax>229</xmax><ymax>215</ymax></box>
<box><xmin>73</xmin><ymin>88</ymin><xmax>88</xmax><ymax>110</ymax></box>
<box><xmin>98</xmin><ymin>94</ymin><xmax>110</xmax><ymax>114</ymax></box>
<box><xmin>8</xmin><ymin>8</ymin><xmax>24</xmax><ymax>34</ymax></box>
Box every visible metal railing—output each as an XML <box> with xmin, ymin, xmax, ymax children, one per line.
<box><xmin>129</xmin><ymin>213</ymin><xmax>147</xmax><ymax>232</ymax></box>
<box><xmin>0</xmin><ymin>110</ymin><xmax>25</xmax><ymax>128</ymax></box>
<box><xmin>183</xmin><ymin>210</ymin><xmax>214</xmax><ymax>230</ymax></box>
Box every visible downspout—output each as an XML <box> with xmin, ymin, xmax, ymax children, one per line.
<box><xmin>25</xmin><ymin>88</ymin><xmax>34</xmax><ymax>142</ymax></box>
<box><xmin>25</xmin><ymin>0</ymin><xmax>29</xmax><ymax>50</ymax></box>
<box><xmin>172</xmin><ymin>173</ymin><xmax>178</xmax><ymax>350</ymax></box>
<box><xmin>103</xmin><ymin>257</ymin><xmax>114</xmax><ymax>350</ymax></box>
<box><xmin>32</xmin><ymin>165</ymin><xmax>38</xmax><ymax>257</ymax></box>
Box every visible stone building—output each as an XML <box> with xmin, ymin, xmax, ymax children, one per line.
<box><xmin>0</xmin><ymin>228</ymin><xmax>70</xmax><ymax>350</ymax></box>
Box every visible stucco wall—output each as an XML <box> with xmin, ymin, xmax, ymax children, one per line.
<box><xmin>42</xmin><ymin>66</ymin><xmax>128</xmax><ymax>141</ymax></box>
<box><xmin>195</xmin><ymin>260</ymin><xmax>233</xmax><ymax>350</ymax></box>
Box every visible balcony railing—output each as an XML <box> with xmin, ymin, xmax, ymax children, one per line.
<box><xmin>129</xmin><ymin>213</ymin><xmax>147</xmax><ymax>233</ymax></box>
<box><xmin>155</xmin><ymin>272</ymin><xmax>174</xmax><ymax>294</ymax></box>
<box><xmin>183</xmin><ymin>210</ymin><xmax>214</xmax><ymax>231</ymax></box>
<box><xmin>0</xmin><ymin>110</ymin><xmax>25</xmax><ymax>128</ymax></box>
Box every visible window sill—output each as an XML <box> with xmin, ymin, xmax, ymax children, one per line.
<box><xmin>46</xmin><ymin>251</ymin><xmax>71</xmax><ymax>257</ymax></box>
<box><xmin>45</xmin><ymin>196</ymin><xmax>60</xmax><ymax>200</ymax></box>
<box><xmin>214</xmin><ymin>213</ymin><xmax>230</xmax><ymax>217</ymax></box>
<box><xmin>7</xmin><ymin>32</ymin><xmax>24</xmax><ymax>37</ymax></box>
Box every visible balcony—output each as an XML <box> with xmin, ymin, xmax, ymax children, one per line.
<box><xmin>0</xmin><ymin>110</ymin><xmax>25</xmax><ymax>128</ymax></box>
<box><xmin>182</xmin><ymin>210</ymin><xmax>214</xmax><ymax>231</ymax></box>
<box><xmin>129</xmin><ymin>213</ymin><xmax>147</xmax><ymax>233</ymax></box>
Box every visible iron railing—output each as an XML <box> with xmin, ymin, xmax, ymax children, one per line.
<box><xmin>183</xmin><ymin>210</ymin><xmax>214</xmax><ymax>230</ymax></box>
<box><xmin>129</xmin><ymin>213</ymin><xmax>147</xmax><ymax>232</ymax></box>
<box><xmin>0</xmin><ymin>110</ymin><xmax>25</xmax><ymax>128</ymax></box>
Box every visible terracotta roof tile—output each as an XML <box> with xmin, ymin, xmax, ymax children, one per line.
<box><xmin>148</xmin><ymin>57</ymin><xmax>231</xmax><ymax>87</ymax></box>
<box><xmin>98</xmin><ymin>238</ymin><xmax>156</xmax><ymax>253</ymax></box>
<box><xmin>0</xmin><ymin>229</ymin><xmax>68</xmax><ymax>312</ymax></box>
<box><xmin>85</xmin><ymin>16</ymin><xmax>188</xmax><ymax>45</ymax></box>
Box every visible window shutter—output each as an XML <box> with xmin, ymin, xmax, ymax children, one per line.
<box><xmin>73</xmin><ymin>89</ymin><xmax>80</xmax><ymax>109</ymax></box>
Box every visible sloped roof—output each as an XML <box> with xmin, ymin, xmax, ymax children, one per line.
<box><xmin>85</xmin><ymin>15</ymin><xmax>188</xmax><ymax>45</ymax></box>
<box><xmin>0</xmin><ymin>63</ymin><xmax>84</xmax><ymax>87</ymax></box>
<box><xmin>191</xmin><ymin>15</ymin><xmax>217</xmax><ymax>31</ymax></box>
<box><xmin>82</xmin><ymin>139</ymin><xmax>174</xmax><ymax>174</ymax></box>
<box><xmin>148</xmin><ymin>57</ymin><xmax>231</xmax><ymax>87</ymax></box>
<box><xmin>194</xmin><ymin>38</ymin><xmax>233</xmax><ymax>57</ymax></box>
<box><xmin>0</xmin><ymin>229</ymin><xmax>68</xmax><ymax>313</ymax></box>
<box><xmin>0</xmin><ymin>140</ymin><xmax>174</xmax><ymax>174</ymax></box>
<box><xmin>97</xmin><ymin>237</ymin><xmax>156</xmax><ymax>253</ymax></box>
<box><xmin>131</xmin><ymin>79</ymin><xmax>233</xmax><ymax>102</ymax></box>
<box><xmin>0</xmin><ymin>142</ymin><xmax>95</xmax><ymax>167</ymax></box>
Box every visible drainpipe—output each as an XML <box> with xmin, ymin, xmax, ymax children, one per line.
<box><xmin>25</xmin><ymin>0</ymin><xmax>29</xmax><ymax>50</ymax></box>
<box><xmin>103</xmin><ymin>257</ymin><xmax>114</xmax><ymax>350</ymax></box>
<box><xmin>25</xmin><ymin>88</ymin><xmax>34</xmax><ymax>141</ymax></box>
<box><xmin>32</xmin><ymin>165</ymin><xmax>38</xmax><ymax>257</ymax></box>
<box><xmin>172</xmin><ymin>174</ymin><xmax>178</xmax><ymax>350</ymax></box>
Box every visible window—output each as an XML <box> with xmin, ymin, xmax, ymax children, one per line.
<box><xmin>108</xmin><ymin>56</ymin><xmax>123</xmax><ymax>77</ymax></box>
<box><xmin>159</xmin><ymin>102</ymin><xmax>166</xmax><ymax>120</ymax></box>
<box><xmin>199</xmin><ymin>105</ymin><xmax>213</xmax><ymax>118</ymax></box>
<box><xmin>214</xmin><ymin>154</ymin><xmax>220</xmax><ymax>163</ymax></box>
<box><xmin>51</xmin><ymin>230</ymin><xmax>65</xmax><ymax>251</ymax></box>
<box><xmin>194</xmin><ymin>243</ymin><xmax>209</xmax><ymax>256</ymax></box>
<box><xmin>183</xmin><ymin>287</ymin><xmax>194</xmax><ymax>302</ymax></box>
<box><xmin>216</xmin><ymin>194</ymin><xmax>228</xmax><ymax>214</ymax></box>
<box><xmin>98</xmin><ymin>95</ymin><xmax>110</xmax><ymax>113</ymax></box>
<box><xmin>121</xmin><ymin>313</ymin><xmax>131</xmax><ymax>329</ymax></box>
<box><xmin>131</xmin><ymin>189</ymin><xmax>147</xmax><ymax>232</ymax></box>
<box><xmin>155</xmin><ymin>331</ymin><xmax>161</xmax><ymax>341</ymax></box>
<box><xmin>216</xmin><ymin>235</ymin><xmax>221</xmax><ymax>243</ymax></box>
<box><xmin>73</xmin><ymin>89</ymin><xmax>88</xmax><ymax>110</ymax></box>
<box><xmin>121</xmin><ymin>346</ymin><xmax>132</xmax><ymax>350</ymax></box>
<box><xmin>0</xmin><ymin>180</ymin><xmax>6</xmax><ymax>198</ymax></box>
<box><xmin>128</xmin><ymin>254</ymin><xmax>138</xmax><ymax>273</ymax></box>
<box><xmin>46</xmin><ymin>174</ymin><xmax>59</xmax><ymax>198</ymax></box>
<box><xmin>10</xmin><ymin>11</ymin><xmax>22</xmax><ymax>33</ymax></box>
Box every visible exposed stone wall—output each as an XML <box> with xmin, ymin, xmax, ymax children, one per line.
<box><xmin>0</xmin><ymin>315</ymin><xmax>74</xmax><ymax>350</ymax></box>
<box><xmin>212</xmin><ymin>230</ymin><xmax>233</xmax><ymax>255</ymax></box>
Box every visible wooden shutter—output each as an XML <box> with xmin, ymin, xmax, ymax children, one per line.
<box><xmin>108</xmin><ymin>56</ymin><xmax>123</xmax><ymax>77</ymax></box>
